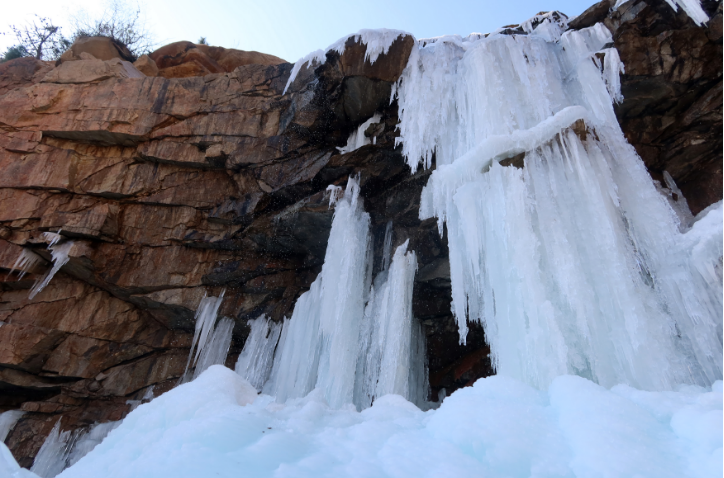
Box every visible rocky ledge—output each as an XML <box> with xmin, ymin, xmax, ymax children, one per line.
<box><xmin>0</xmin><ymin>0</ymin><xmax>720</xmax><ymax>466</ymax></box>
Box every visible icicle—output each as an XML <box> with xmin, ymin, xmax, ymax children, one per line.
<box><xmin>180</xmin><ymin>291</ymin><xmax>226</xmax><ymax>382</ymax></box>
<box><xmin>373</xmin><ymin>241</ymin><xmax>419</xmax><ymax>399</ymax></box>
<box><xmin>337</xmin><ymin>113</ymin><xmax>382</xmax><ymax>153</ymax></box>
<box><xmin>265</xmin><ymin>175</ymin><xmax>372</xmax><ymax>408</ymax></box>
<box><xmin>11</xmin><ymin>231</ymin><xmax>76</xmax><ymax>300</ymax></box>
<box><xmin>192</xmin><ymin>317</ymin><xmax>234</xmax><ymax>380</ymax></box>
<box><xmin>354</xmin><ymin>240</ymin><xmax>426</xmax><ymax>409</ymax></box>
<box><xmin>663</xmin><ymin>0</ymin><xmax>710</xmax><ymax>26</ymax></box>
<box><xmin>8</xmin><ymin>249</ymin><xmax>42</xmax><ymax>280</ymax></box>
<box><xmin>381</xmin><ymin>221</ymin><xmax>393</xmax><ymax>271</ymax></box>
<box><xmin>395</xmin><ymin>19</ymin><xmax>722</xmax><ymax>390</ymax></box>
<box><xmin>601</xmin><ymin>48</ymin><xmax>624</xmax><ymax>104</ymax></box>
<box><xmin>235</xmin><ymin>315</ymin><xmax>282</xmax><ymax>391</ymax></box>
<box><xmin>30</xmin><ymin>420</ymin><xmax>75</xmax><ymax>478</ymax></box>
<box><xmin>66</xmin><ymin>421</ymin><xmax>120</xmax><ymax>468</ymax></box>
<box><xmin>0</xmin><ymin>410</ymin><xmax>23</xmax><ymax>442</ymax></box>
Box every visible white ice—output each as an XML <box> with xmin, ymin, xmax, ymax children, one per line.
<box><xmin>284</xmin><ymin>29</ymin><xmax>411</xmax><ymax>93</ymax></box>
<box><xmin>180</xmin><ymin>291</ymin><xmax>226</xmax><ymax>382</ymax></box>
<box><xmin>264</xmin><ymin>176</ymin><xmax>373</xmax><ymax>408</ymax></box>
<box><xmin>354</xmin><ymin>240</ymin><xmax>426</xmax><ymax>410</ymax></box>
<box><xmin>0</xmin><ymin>411</ymin><xmax>23</xmax><ymax>443</ymax></box>
<box><xmin>30</xmin><ymin>420</ymin><xmax>73</xmax><ymax>478</ymax></box>
<box><xmin>235</xmin><ymin>315</ymin><xmax>282</xmax><ymax>391</ymax></box>
<box><xmin>192</xmin><ymin>317</ymin><xmax>234</xmax><ymax>381</ymax></box>
<box><xmin>337</xmin><ymin>113</ymin><xmax>382</xmax><ymax>153</ymax></box>
<box><xmin>397</xmin><ymin>18</ymin><xmax>722</xmax><ymax>390</ymax></box>
<box><xmin>10</xmin><ymin>232</ymin><xmax>76</xmax><ymax>300</ymax></box>
<box><xmin>663</xmin><ymin>0</ymin><xmax>710</xmax><ymax>25</ymax></box>
<box><xmin>43</xmin><ymin>365</ymin><xmax>722</xmax><ymax>478</ymax></box>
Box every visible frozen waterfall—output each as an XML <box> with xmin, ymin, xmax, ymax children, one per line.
<box><xmin>394</xmin><ymin>17</ymin><xmax>722</xmax><ymax>390</ymax></box>
<box><xmin>263</xmin><ymin>176</ymin><xmax>427</xmax><ymax>409</ymax></box>
<box><xmin>5</xmin><ymin>9</ymin><xmax>721</xmax><ymax>478</ymax></box>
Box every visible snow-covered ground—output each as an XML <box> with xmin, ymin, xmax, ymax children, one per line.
<box><xmin>3</xmin><ymin>366</ymin><xmax>720</xmax><ymax>478</ymax></box>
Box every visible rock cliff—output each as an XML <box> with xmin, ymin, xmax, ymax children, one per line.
<box><xmin>0</xmin><ymin>0</ymin><xmax>720</xmax><ymax>466</ymax></box>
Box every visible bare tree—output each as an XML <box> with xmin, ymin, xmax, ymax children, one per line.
<box><xmin>70</xmin><ymin>0</ymin><xmax>156</xmax><ymax>59</ymax></box>
<box><xmin>8</xmin><ymin>16</ymin><xmax>71</xmax><ymax>60</ymax></box>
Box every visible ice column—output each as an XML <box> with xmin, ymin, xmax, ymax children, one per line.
<box><xmin>265</xmin><ymin>176</ymin><xmax>371</xmax><ymax>408</ymax></box>
<box><xmin>395</xmin><ymin>20</ymin><xmax>722</xmax><ymax>390</ymax></box>
<box><xmin>192</xmin><ymin>317</ymin><xmax>234</xmax><ymax>380</ymax></box>
<box><xmin>354</xmin><ymin>240</ymin><xmax>422</xmax><ymax>409</ymax></box>
<box><xmin>30</xmin><ymin>420</ymin><xmax>75</xmax><ymax>478</ymax></box>
<box><xmin>181</xmin><ymin>291</ymin><xmax>227</xmax><ymax>382</ymax></box>
<box><xmin>235</xmin><ymin>315</ymin><xmax>282</xmax><ymax>391</ymax></box>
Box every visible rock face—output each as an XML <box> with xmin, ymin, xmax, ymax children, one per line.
<box><xmin>148</xmin><ymin>41</ymin><xmax>286</xmax><ymax>78</ymax></box>
<box><xmin>571</xmin><ymin>0</ymin><xmax>722</xmax><ymax>214</ymax></box>
<box><xmin>0</xmin><ymin>3</ymin><xmax>720</xmax><ymax>467</ymax></box>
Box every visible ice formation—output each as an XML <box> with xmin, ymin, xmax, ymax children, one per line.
<box><xmin>663</xmin><ymin>0</ymin><xmax>710</xmax><ymax>25</ymax></box>
<box><xmin>9</xmin><ymin>232</ymin><xmax>76</xmax><ymax>300</ymax></box>
<box><xmin>284</xmin><ymin>29</ymin><xmax>410</xmax><ymax>93</ymax></box>
<box><xmin>180</xmin><ymin>291</ymin><xmax>226</xmax><ymax>382</ymax></box>
<box><xmin>8</xmin><ymin>250</ymin><xmax>42</xmax><ymax>281</ymax></box>
<box><xmin>234</xmin><ymin>315</ymin><xmax>282</xmax><ymax>391</ymax></box>
<box><xmin>264</xmin><ymin>177</ymin><xmax>427</xmax><ymax>410</ymax></box>
<box><xmin>30</xmin><ymin>421</ymin><xmax>75</xmax><ymax>478</ymax></box>
<box><xmin>46</xmin><ymin>366</ymin><xmax>722</xmax><ymax>478</ymax></box>
<box><xmin>65</xmin><ymin>422</ymin><xmax>121</xmax><ymax>469</ymax></box>
<box><xmin>192</xmin><ymin>317</ymin><xmax>234</xmax><ymax>380</ymax></box>
<box><xmin>264</xmin><ymin>176</ymin><xmax>373</xmax><ymax>408</ymax></box>
<box><xmin>0</xmin><ymin>411</ymin><xmax>24</xmax><ymax>442</ymax></box>
<box><xmin>393</xmin><ymin>15</ymin><xmax>722</xmax><ymax>391</ymax></box>
<box><xmin>9</xmin><ymin>6</ymin><xmax>723</xmax><ymax>478</ymax></box>
<box><xmin>337</xmin><ymin>113</ymin><xmax>382</xmax><ymax>153</ymax></box>
<box><xmin>354</xmin><ymin>240</ymin><xmax>425</xmax><ymax>410</ymax></box>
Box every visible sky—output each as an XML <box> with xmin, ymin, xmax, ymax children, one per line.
<box><xmin>1</xmin><ymin>0</ymin><xmax>592</xmax><ymax>62</ymax></box>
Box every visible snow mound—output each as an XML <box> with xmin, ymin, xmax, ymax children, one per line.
<box><xmin>53</xmin><ymin>370</ymin><xmax>721</xmax><ymax>478</ymax></box>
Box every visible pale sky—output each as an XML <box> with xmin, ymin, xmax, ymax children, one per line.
<box><xmin>1</xmin><ymin>0</ymin><xmax>591</xmax><ymax>62</ymax></box>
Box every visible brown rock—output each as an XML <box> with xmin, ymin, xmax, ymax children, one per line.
<box><xmin>0</xmin><ymin>57</ymin><xmax>54</xmax><ymax>96</ymax></box>
<box><xmin>133</xmin><ymin>54</ymin><xmax>159</xmax><ymax>77</ymax></box>
<box><xmin>150</xmin><ymin>42</ymin><xmax>285</xmax><ymax>78</ymax></box>
<box><xmin>60</xmin><ymin>36</ymin><xmax>135</xmax><ymax>62</ymax></box>
<box><xmin>41</xmin><ymin>58</ymin><xmax>145</xmax><ymax>84</ymax></box>
<box><xmin>158</xmin><ymin>61</ymin><xmax>212</xmax><ymax>78</ymax></box>
<box><xmin>42</xmin><ymin>335</ymin><xmax>153</xmax><ymax>378</ymax></box>
<box><xmin>148</xmin><ymin>41</ymin><xmax>197</xmax><ymax>68</ymax></box>
<box><xmin>337</xmin><ymin>34</ymin><xmax>415</xmax><ymax>82</ymax></box>
<box><xmin>214</xmin><ymin>49</ymin><xmax>286</xmax><ymax>71</ymax></box>
<box><xmin>95</xmin><ymin>349</ymin><xmax>187</xmax><ymax>396</ymax></box>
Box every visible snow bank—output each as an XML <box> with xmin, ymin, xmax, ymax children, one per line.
<box><xmin>2</xmin><ymin>443</ymin><xmax>39</xmax><ymax>478</ymax></box>
<box><xmin>55</xmin><ymin>368</ymin><xmax>722</xmax><ymax>478</ymax></box>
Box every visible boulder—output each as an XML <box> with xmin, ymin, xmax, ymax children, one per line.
<box><xmin>150</xmin><ymin>41</ymin><xmax>286</xmax><ymax>78</ymax></box>
<box><xmin>41</xmin><ymin>57</ymin><xmax>145</xmax><ymax>84</ymax></box>
<box><xmin>133</xmin><ymin>54</ymin><xmax>159</xmax><ymax>77</ymax></box>
<box><xmin>59</xmin><ymin>36</ymin><xmax>135</xmax><ymax>63</ymax></box>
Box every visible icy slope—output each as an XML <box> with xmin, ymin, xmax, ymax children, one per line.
<box><xmin>42</xmin><ymin>366</ymin><xmax>722</xmax><ymax>478</ymax></box>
